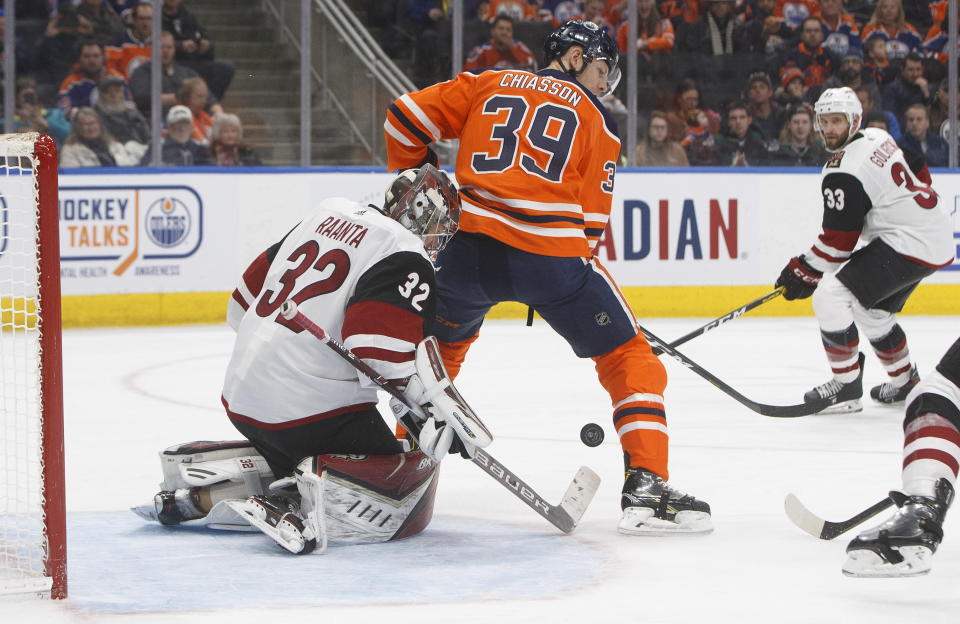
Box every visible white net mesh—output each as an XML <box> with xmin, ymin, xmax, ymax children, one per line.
<box><xmin>0</xmin><ymin>133</ymin><xmax>52</xmax><ymax>595</ymax></box>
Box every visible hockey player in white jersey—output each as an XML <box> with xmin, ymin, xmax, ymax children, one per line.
<box><xmin>843</xmin><ymin>337</ymin><xmax>959</xmax><ymax>577</ymax></box>
<box><xmin>775</xmin><ymin>87</ymin><xmax>955</xmax><ymax>412</ymax></box>
<box><xmin>137</xmin><ymin>165</ymin><xmax>493</xmax><ymax>554</ymax></box>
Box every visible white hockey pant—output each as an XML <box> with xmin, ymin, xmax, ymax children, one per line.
<box><xmin>813</xmin><ymin>274</ymin><xmax>898</xmax><ymax>381</ymax></box>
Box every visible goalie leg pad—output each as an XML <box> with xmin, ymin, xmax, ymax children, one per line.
<box><xmin>296</xmin><ymin>450</ymin><xmax>440</xmax><ymax>544</ymax></box>
<box><xmin>177</xmin><ymin>455</ymin><xmax>273</xmax><ymax>495</ymax></box>
<box><xmin>134</xmin><ymin>440</ymin><xmax>276</xmax><ymax>526</ymax></box>
<box><xmin>157</xmin><ymin>440</ymin><xmax>267</xmax><ymax>491</ymax></box>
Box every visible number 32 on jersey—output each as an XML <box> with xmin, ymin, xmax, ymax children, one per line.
<box><xmin>399</xmin><ymin>272</ymin><xmax>430</xmax><ymax>311</ymax></box>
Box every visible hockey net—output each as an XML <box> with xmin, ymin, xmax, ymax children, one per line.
<box><xmin>0</xmin><ymin>133</ymin><xmax>66</xmax><ymax>599</ymax></box>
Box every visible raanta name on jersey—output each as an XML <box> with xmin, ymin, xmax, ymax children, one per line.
<box><xmin>314</xmin><ymin>213</ymin><xmax>370</xmax><ymax>248</ymax></box>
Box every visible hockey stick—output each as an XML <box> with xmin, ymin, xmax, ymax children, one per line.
<box><xmin>651</xmin><ymin>288</ymin><xmax>783</xmax><ymax>356</ymax></box>
<box><xmin>784</xmin><ymin>494</ymin><xmax>894</xmax><ymax>540</ymax></box>
<box><xmin>279</xmin><ymin>301</ymin><xmax>600</xmax><ymax>534</ymax></box>
<box><xmin>638</xmin><ymin>324</ymin><xmax>837</xmax><ymax>417</ymax></box>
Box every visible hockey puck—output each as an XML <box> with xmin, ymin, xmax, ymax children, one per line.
<box><xmin>580</xmin><ymin>423</ymin><xmax>604</xmax><ymax>447</ymax></box>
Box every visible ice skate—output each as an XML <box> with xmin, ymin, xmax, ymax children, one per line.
<box><xmin>149</xmin><ymin>488</ymin><xmax>204</xmax><ymax>526</ymax></box>
<box><xmin>870</xmin><ymin>365</ymin><xmax>920</xmax><ymax>405</ymax></box>
<box><xmin>804</xmin><ymin>353</ymin><xmax>864</xmax><ymax>414</ymax></box>
<box><xmin>618</xmin><ymin>468</ymin><xmax>712</xmax><ymax>535</ymax></box>
<box><xmin>843</xmin><ymin>479</ymin><xmax>953</xmax><ymax>578</ymax></box>
<box><xmin>231</xmin><ymin>495</ymin><xmax>317</xmax><ymax>555</ymax></box>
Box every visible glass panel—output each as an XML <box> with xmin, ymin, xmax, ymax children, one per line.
<box><xmin>7</xmin><ymin>0</ymin><xmax>957</xmax><ymax>169</ymax></box>
<box><xmin>448</xmin><ymin>1</ymin><xmax>957</xmax><ymax>169</ymax></box>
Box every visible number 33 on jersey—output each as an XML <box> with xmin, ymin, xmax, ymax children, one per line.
<box><xmin>222</xmin><ymin>199</ymin><xmax>437</xmax><ymax>426</ymax></box>
<box><xmin>809</xmin><ymin>128</ymin><xmax>954</xmax><ymax>273</ymax></box>
<box><xmin>384</xmin><ymin>69</ymin><xmax>621</xmax><ymax>259</ymax></box>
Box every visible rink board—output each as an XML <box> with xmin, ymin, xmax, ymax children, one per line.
<box><xmin>48</xmin><ymin>167</ymin><xmax>960</xmax><ymax>326</ymax></box>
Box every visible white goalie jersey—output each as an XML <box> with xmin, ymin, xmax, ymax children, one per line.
<box><xmin>806</xmin><ymin>127</ymin><xmax>955</xmax><ymax>274</ymax></box>
<box><xmin>222</xmin><ymin>198</ymin><xmax>436</xmax><ymax>428</ymax></box>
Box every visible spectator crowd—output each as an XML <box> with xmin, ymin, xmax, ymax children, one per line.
<box><xmin>380</xmin><ymin>0</ymin><xmax>956</xmax><ymax>167</ymax></box>
<box><xmin>10</xmin><ymin>0</ymin><xmax>260</xmax><ymax>168</ymax></box>
<box><xmin>5</xmin><ymin>0</ymin><xmax>957</xmax><ymax>168</ymax></box>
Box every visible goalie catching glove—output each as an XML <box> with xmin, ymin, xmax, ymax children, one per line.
<box><xmin>776</xmin><ymin>255</ymin><xmax>823</xmax><ymax>301</ymax></box>
<box><xmin>390</xmin><ymin>336</ymin><xmax>493</xmax><ymax>461</ymax></box>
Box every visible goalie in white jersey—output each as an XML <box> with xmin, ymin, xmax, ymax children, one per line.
<box><xmin>136</xmin><ymin>166</ymin><xmax>493</xmax><ymax>554</ymax></box>
<box><xmin>775</xmin><ymin>87</ymin><xmax>955</xmax><ymax>413</ymax></box>
<box><xmin>221</xmin><ymin>164</ymin><xmax>468</xmax><ymax>471</ymax></box>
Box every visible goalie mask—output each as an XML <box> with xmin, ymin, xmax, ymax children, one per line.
<box><xmin>814</xmin><ymin>87</ymin><xmax>862</xmax><ymax>152</ymax></box>
<box><xmin>383</xmin><ymin>164</ymin><xmax>461</xmax><ymax>260</ymax></box>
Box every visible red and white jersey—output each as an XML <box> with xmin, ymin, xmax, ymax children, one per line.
<box><xmin>385</xmin><ymin>69</ymin><xmax>620</xmax><ymax>258</ymax></box>
<box><xmin>807</xmin><ymin>128</ymin><xmax>955</xmax><ymax>273</ymax></box>
<box><xmin>222</xmin><ymin>199</ymin><xmax>436</xmax><ymax>428</ymax></box>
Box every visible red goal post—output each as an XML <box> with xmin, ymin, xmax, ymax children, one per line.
<box><xmin>0</xmin><ymin>132</ymin><xmax>66</xmax><ymax>599</ymax></box>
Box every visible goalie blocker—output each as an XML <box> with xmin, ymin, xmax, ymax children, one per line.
<box><xmin>133</xmin><ymin>440</ymin><xmax>441</xmax><ymax>553</ymax></box>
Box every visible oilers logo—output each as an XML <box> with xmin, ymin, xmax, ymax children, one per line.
<box><xmin>146</xmin><ymin>197</ymin><xmax>191</xmax><ymax>248</ymax></box>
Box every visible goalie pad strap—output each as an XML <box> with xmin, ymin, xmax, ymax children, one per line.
<box><xmin>179</xmin><ymin>456</ymin><xmax>272</xmax><ymax>495</ymax></box>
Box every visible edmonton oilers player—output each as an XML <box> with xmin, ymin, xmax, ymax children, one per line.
<box><xmin>385</xmin><ymin>19</ymin><xmax>711</xmax><ymax>534</ymax></box>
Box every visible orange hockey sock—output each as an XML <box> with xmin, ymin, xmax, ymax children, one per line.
<box><xmin>593</xmin><ymin>333</ymin><xmax>670</xmax><ymax>480</ymax></box>
<box><xmin>437</xmin><ymin>333</ymin><xmax>479</xmax><ymax>381</ymax></box>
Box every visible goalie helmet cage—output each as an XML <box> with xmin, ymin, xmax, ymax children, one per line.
<box><xmin>0</xmin><ymin>133</ymin><xmax>66</xmax><ymax>599</ymax></box>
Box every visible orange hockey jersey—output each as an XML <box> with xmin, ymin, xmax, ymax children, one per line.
<box><xmin>385</xmin><ymin>69</ymin><xmax>620</xmax><ymax>258</ymax></box>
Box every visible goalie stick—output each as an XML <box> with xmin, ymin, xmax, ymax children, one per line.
<box><xmin>638</xmin><ymin>324</ymin><xmax>837</xmax><ymax>417</ymax></box>
<box><xmin>783</xmin><ymin>494</ymin><xmax>894</xmax><ymax>540</ymax></box>
<box><xmin>652</xmin><ymin>288</ymin><xmax>783</xmax><ymax>356</ymax></box>
<box><xmin>279</xmin><ymin>301</ymin><xmax>600</xmax><ymax>534</ymax></box>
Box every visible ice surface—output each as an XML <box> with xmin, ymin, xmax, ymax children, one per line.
<box><xmin>3</xmin><ymin>315</ymin><xmax>959</xmax><ymax>623</ymax></box>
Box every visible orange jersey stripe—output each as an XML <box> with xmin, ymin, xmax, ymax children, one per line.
<box><xmin>385</xmin><ymin>69</ymin><xmax>620</xmax><ymax>258</ymax></box>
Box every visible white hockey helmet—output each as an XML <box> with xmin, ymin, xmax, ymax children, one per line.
<box><xmin>383</xmin><ymin>164</ymin><xmax>461</xmax><ymax>260</ymax></box>
<box><xmin>814</xmin><ymin>87</ymin><xmax>862</xmax><ymax>151</ymax></box>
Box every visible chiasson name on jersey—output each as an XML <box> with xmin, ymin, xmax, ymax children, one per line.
<box><xmin>498</xmin><ymin>73</ymin><xmax>582</xmax><ymax>107</ymax></box>
<box><xmin>315</xmin><ymin>216</ymin><xmax>368</xmax><ymax>248</ymax></box>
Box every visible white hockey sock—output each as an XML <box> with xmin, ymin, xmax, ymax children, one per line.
<box><xmin>902</xmin><ymin>413</ymin><xmax>960</xmax><ymax>497</ymax></box>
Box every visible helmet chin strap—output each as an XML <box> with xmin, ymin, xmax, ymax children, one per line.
<box><xmin>558</xmin><ymin>53</ymin><xmax>584</xmax><ymax>81</ymax></box>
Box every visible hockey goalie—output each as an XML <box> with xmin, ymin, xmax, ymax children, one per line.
<box><xmin>134</xmin><ymin>166</ymin><xmax>492</xmax><ymax>553</ymax></box>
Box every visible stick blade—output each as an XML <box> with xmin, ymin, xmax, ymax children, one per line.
<box><xmin>784</xmin><ymin>493</ymin><xmax>827</xmax><ymax>539</ymax></box>
<box><xmin>556</xmin><ymin>466</ymin><xmax>601</xmax><ymax>533</ymax></box>
<box><xmin>757</xmin><ymin>397</ymin><xmax>835</xmax><ymax>417</ymax></box>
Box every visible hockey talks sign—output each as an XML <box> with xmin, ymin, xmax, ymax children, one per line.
<box><xmin>59</xmin><ymin>185</ymin><xmax>202</xmax><ymax>277</ymax></box>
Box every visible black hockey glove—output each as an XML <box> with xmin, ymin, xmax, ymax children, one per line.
<box><xmin>776</xmin><ymin>255</ymin><xmax>823</xmax><ymax>300</ymax></box>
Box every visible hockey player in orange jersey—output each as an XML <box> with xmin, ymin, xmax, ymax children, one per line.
<box><xmin>385</xmin><ymin>19</ymin><xmax>711</xmax><ymax>534</ymax></box>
